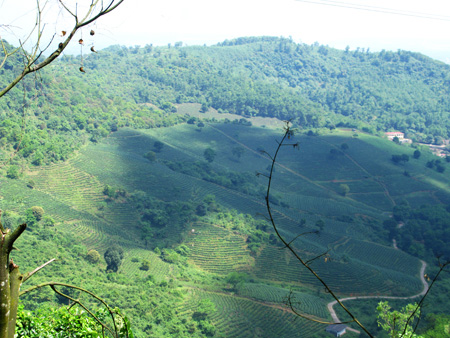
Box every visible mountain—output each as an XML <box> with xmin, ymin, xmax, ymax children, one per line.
<box><xmin>2</xmin><ymin>36</ymin><xmax>450</xmax><ymax>167</ymax></box>
<box><xmin>1</xmin><ymin>37</ymin><xmax>450</xmax><ymax>337</ymax></box>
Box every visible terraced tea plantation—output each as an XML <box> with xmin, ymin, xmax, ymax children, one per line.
<box><xmin>1</xmin><ymin>122</ymin><xmax>448</xmax><ymax>337</ymax></box>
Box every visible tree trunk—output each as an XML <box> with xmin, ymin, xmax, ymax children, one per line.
<box><xmin>0</xmin><ymin>221</ymin><xmax>26</xmax><ymax>338</ymax></box>
<box><xmin>0</xmin><ymin>248</ymin><xmax>11</xmax><ymax>338</ymax></box>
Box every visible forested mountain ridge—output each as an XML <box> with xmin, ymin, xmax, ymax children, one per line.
<box><xmin>1</xmin><ymin>37</ymin><xmax>450</xmax><ymax>167</ymax></box>
<box><xmin>84</xmin><ymin>36</ymin><xmax>450</xmax><ymax>138</ymax></box>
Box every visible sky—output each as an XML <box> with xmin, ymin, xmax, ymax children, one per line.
<box><xmin>1</xmin><ymin>0</ymin><xmax>450</xmax><ymax>63</ymax></box>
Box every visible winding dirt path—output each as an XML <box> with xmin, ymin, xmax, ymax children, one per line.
<box><xmin>327</xmin><ymin>260</ymin><xmax>428</xmax><ymax>334</ymax></box>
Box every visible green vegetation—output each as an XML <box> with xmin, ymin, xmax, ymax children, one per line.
<box><xmin>2</xmin><ymin>35</ymin><xmax>450</xmax><ymax>337</ymax></box>
<box><xmin>1</xmin><ymin>123</ymin><xmax>446</xmax><ymax>336</ymax></box>
<box><xmin>104</xmin><ymin>246</ymin><xmax>124</xmax><ymax>272</ymax></box>
<box><xmin>16</xmin><ymin>306</ymin><xmax>111</xmax><ymax>338</ymax></box>
<box><xmin>86</xmin><ymin>249</ymin><xmax>101</xmax><ymax>264</ymax></box>
<box><xmin>2</xmin><ymin>37</ymin><xmax>450</xmax><ymax>169</ymax></box>
<box><xmin>388</xmin><ymin>203</ymin><xmax>450</xmax><ymax>259</ymax></box>
<box><xmin>203</xmin><ymin>148</ymin><xmax>216</xmax><ymax>163</ymax></box>
<box><xmin>377</xmin><ymin>301</ymin><xmax>422</xmax><ymax>338</ymax></box>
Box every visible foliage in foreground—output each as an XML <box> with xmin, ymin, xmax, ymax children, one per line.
<box><xmin>16</xmin><ymin>304</ymin><xmax>133</xmax><ymax>338</ymax></box>
<box><xmin>377</xmin><ymin>301</ymin><xmax>422</xmax><ymax>338</ymax></box>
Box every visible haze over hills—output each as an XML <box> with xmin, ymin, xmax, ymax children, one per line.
<box><xmin>0</xmin><ymin>37</ymin><xmax>450</xmax><ymax>337</ymax></box>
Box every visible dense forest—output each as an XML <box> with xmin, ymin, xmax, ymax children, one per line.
<box><xmin>2</xmin><ymin>37</ymin><xmax>450</xmax><ymax>167</ymax></box>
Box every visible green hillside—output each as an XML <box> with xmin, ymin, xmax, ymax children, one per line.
<box><xmin>2</xmin><ymin>120</ymin><xmax>448</xmax><ymax>336</ymax></box>
<box><xmin>2</xmin><ymin>36</ymin><xmax>450</xmax><ymax>337</ymax></box>
<box><xmin>2</xmin><ymin>37</ymin><xmax>450</xmax><ymax>169</ymax></box>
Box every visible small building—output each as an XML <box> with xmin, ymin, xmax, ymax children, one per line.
<box><xmin>325</xmin><ymin>324</ymin><xmax>347</xmax><ymax>337</ymax></box>
<box><xmin>385</xmin><ymin>131</ymin><xmax>404</xmax><ymax>140</ymax></box>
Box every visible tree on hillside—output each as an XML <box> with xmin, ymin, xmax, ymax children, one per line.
<box><xmin>392</xmin><ymin>154</ymin><xmax>409</xmax><ymax>164</ymax></box>
<box><xmin>0</xmin><ymin>1</ymin><xmax>132</xmax><ymax>337</ymax></box>
<box><xmin>225</xmin><ymin>272</ymin><xmax>248</xmax><ymax>291</ymax></box>
<box><xmin>86</xmin><ymin>249</ymin><xmax>101</xmax><ymax>264</ymax></box>
<box><xmin>338</xmin><ymin>184</ymin><xmax>350</xmax><ymax>197</ymax></box>
<box><xmin>104</xmin><ymin>245</ymin><xmax>124</xmax><ymax>272</ymax></box>
<box><xmin>144</xmin><ymin>151</ymin><xmax>156</xmax><ymax>162</ymax></box>
<box><xmin>30</xmin><ymin>206</ymin><xmax>44</xmax><ymax>221</ymax></box>
<box><xmin>204</xmin><ymin>147</ymin><xmax>216</xmax><ymax>163</ymax></box>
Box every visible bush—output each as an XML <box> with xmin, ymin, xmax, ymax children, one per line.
<box><xmin>144</xmin><ymin>151</ymin><xmax>156</xmax><ymax>162</ymax></box>
<box><xmin>139</xmin><ymin>260</ymin><xmax>150</xmax><ymax>271</ymax></box>
<box><xmin>27</xmin><ymin>180</ymin><xmax>35</xmax><ymax>189</ymax></box>
<box><xmin>339</xmin><ymin>184</ymin><xmax>350</xmax><ymax>196</ymax></box>
<box><xmin>203</xmin><ymin>147</ymin><xmax>216</xmax><ymax>163</ymax></box>
<box><xmin>6</xmin><ymin>165</ymin><xmax>20</xmax><ymax>179</ymax></box>
<box><xmin>42</xmin><ymin>215</ymin><xmax>55</xmax><ymax>227</ymax></box>
<box><xmin>86</xmin><ymin>249</ymin><xmax>101</xmax><ymax>264</ymax></box>
<box><xmin>30</xmin><ymin>206</ymin><xmax>45</xmax><ymax>221</ymax></box>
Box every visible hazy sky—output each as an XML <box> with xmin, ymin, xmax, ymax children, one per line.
<box><xmin>2</xmin><ymin>0</ymin><xmax>450</xmax><ymax>63</ymax></box>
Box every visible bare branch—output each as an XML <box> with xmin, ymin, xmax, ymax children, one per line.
<box><xmin>5</xmin><ymin>224</ymin><xmax>27</xmax><ymax>255</ymax></box>
<box><xmin>286</xmin><ymin>230</ymin><xmax>319</xmax><ymax>247</ymax></box>
<box><xmin>50</xmin><ymin>284</ymin><xmax>116</xmax><ymax>338</ymax></box>
<box><xmin>0</xmin><ymin>0</ymin><xmax>125</xmax><ymax>98</ymax></box>
<box><xmin>305</xmin><ymin>249</ymin><xmax>330</xmax><ymax>266</ymax></box>
<box><xmin>22</xmin><ymin>258</ymin><xmax>56</xmax><ymax>283</ymax></box>
<box><xmin>58</xmin><ymin>0</ymin><xmax>77</xmax><ymax>19</ymax></box>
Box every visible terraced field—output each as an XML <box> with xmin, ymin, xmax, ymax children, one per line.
<box><xmin>3</xmin><ymin>123</ymin><xmax>446</xmax><ymax>337</ymax></box>
<box><xmin>184</xmin><ymin>289</ymin><xmax>326</xmax><ymax>338</ymax></box>
<box><xmin>237</xmin><ymin>283</ymin><xmax>329</xmax><ymax>319</ymax></box>
<box><xmin>184</xmin><ymin>223</ymin><xmax>254</xmax><ymax>274</ymax></box>
<box><xmin>28</xmin><ymin>159</ymin><xmax>105</xmax><ymax>214</ymax></box>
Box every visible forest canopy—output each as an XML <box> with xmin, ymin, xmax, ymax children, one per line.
<box><xmin>1</xmin><ymin>37</ymin><xmax>450</xmax><ymax>167</ymax></box>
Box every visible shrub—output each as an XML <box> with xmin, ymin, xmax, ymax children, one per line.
<box><xmin>139</xmin><ymin>260</ymin><xmax>150</xmax><ymax>271</ymax></box>
<box><xmin>6</xmin><ymin>165</ymin><xmax>20</xmax><ymax>179</ymax></box>
<box><xmin>86</xmin><ymin>250</ymin><xmax>101</xmax><ymax>264</ymax></box>
<box><xmin>144</xmin><ymin>151</ymin><xmax>156</xmax><ymax>162</ymax></box>
<box><xmin>42</xmin><ymin>215</ymin><xmax>56</xmax><ymax>227</ymax></box>
<box><xmin>31</xmin><ymin>206</ymin><xmax>45</xmax><ymax>221</ymax></box>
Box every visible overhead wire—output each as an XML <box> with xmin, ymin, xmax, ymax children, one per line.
<box><xmin>295</xmin><ymin>0</ymin><xmax>450</xmax><ymax>22</ymax></box>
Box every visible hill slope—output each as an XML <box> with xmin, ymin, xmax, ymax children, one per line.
<box><xmin>2</xmin><ymin>37</ymin><xmax>450</xmax><ymax>168</ymax></box>
<box><xmin>2</xmin><ymin>121</ymin><xmax>449</xmax><ymax>336</ymax></box>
